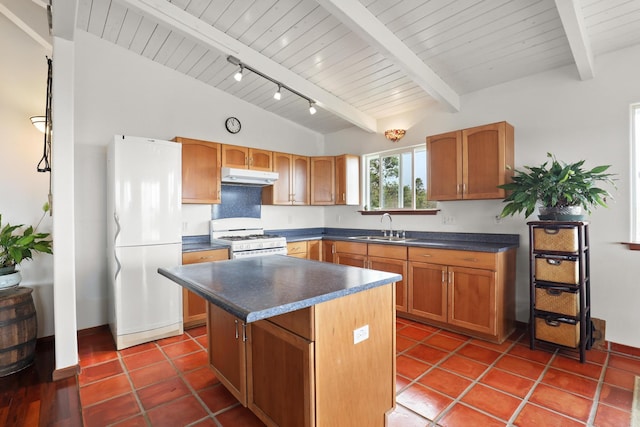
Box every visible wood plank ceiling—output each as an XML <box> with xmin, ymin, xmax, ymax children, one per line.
<box><xmin>72</xmin><ymin>0</ymin><xmax>640</xmax><ymax>135</ymax></box>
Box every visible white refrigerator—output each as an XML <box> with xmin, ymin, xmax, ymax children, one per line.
<box><xmin>107</xmin><ymin>135</ymin><xmax>183</xmax><ymax>350</ymax></box>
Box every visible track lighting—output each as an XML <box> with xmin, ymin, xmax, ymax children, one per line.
<box><xmin>234</xmin><ymin>65</ymin><xmax>243</xmax><ymax>82</ymax></box>
<box><xmin>227</xmin><ymin>56</ymin><xmax>317</xmax><ymax>116</ymax></box>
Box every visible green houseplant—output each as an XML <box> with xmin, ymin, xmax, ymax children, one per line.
<box><xmin>0</xmin><ymin>205</ymin><xmax>52</xmax><ymax>288</ymax></box>
<box><xmin>498</xmin><ymin>153</ymin><xmax>616</xmax><ymax>220</ymax></box>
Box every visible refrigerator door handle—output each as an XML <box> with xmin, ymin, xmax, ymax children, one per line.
<box><xmin>114</xmin><ymin>212</ymin><xmax>122</xmax><ymax>280</ymax></box>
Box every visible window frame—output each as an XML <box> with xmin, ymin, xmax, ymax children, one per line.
<box><xmin>361</xmin><ymin>144</ymin><xmax>437</xmax><ymax>214</ymax></box>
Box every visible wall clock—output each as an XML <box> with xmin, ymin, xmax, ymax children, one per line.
<box><xmin>225</xmin><ymin>117</ymin><xmax>241</xmax><ymax>134</ymax></box>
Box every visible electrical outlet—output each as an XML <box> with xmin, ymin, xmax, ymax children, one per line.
<box><xmin>441</xmin><ymin>215</ymin><xmax>456</xmax><ymax>225</ymax></box>
<box><xmin>494</xmin><ymin>215</ymin><xmax>503</xmax><ymax>224</ymax></box>
<box><xmin>182</xmin><ymin>221</ymin><xmax>188</xmax><ymax>232</ymax></box>
<box><xmin>353</xmin><ymin>325</ymin><xmax>369</xmax><ymax>344</ymax></box>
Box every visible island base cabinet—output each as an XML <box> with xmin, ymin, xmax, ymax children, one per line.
<box><xmin>207</xmin><ymin>284</ymin><xmax>396</xmax><ymax>427</ymax></box>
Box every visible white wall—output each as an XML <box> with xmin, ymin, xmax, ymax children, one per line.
<box><xmin>72</xmin><ymin>31</ymin><xmax>325</xmax><ymax>329</ymax></box>
<box><xmin>324</xmin><ymin>43</ymin><xmax>640</xmax><ymax>348</ymax></box>
<box><xmin>0</xmin><ymin>14</ymin><xmax>55</xmax><ymax>337</ymax></box>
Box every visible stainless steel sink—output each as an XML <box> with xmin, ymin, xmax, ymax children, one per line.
<box><xmin>348</xmin><ymin>235</ymin><xmax>415</xmax><ymax>243</ymax></box>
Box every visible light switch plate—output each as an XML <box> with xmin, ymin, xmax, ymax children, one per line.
<box><xmin>353</xmin><ymin>325</ymin><xmax>369</xmax><ymax>344</ymax></box>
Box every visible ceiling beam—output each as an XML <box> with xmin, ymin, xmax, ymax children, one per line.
<box><xmin>554</xmin><ymin>0</ymin><xmax>594</xmax><ymax>80</ymax></box>
<box><xmin>316</xmin><ymin>0</ymin><xmax>460</xmax><ymax>113</ymax></box>
<box><xmin>0</xmin><ymin>0</ymin><xmax>51</xmax><ymax>51</ymax></box>
<box><xmin>116</xmin><ymin>0</ymin><xmax>377</xmax><ymax>133</ymax></box>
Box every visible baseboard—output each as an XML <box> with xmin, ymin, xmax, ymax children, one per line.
<box><xmin>52</xmin><ymin>364</ymin><xmax>80</xmax><ymax>381</ymax></box>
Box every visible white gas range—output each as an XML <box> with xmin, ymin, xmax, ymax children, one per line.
<box><xmin>210</xmin><ymin>218</ymin><xmax>287</xmax><ymax>259</ymax></box>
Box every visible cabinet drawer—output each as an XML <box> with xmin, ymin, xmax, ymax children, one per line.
<box><xmin>535</xmin><ymin>287</ymin><xmax>579</xmax><ymax>316</ymax></box>
<box><xmin>334</xmin><ymin>241</ymin><xmax>367</xmax><ymax>255</ymax></box>
<box><xmin>368</xmin><ymin>243</ymin><xmax>407</xmax><ymax>260</ymax></box>
<box><xmin>535</xmin><ymin>316</ymin><xmax>579</xmax><ymax>348</ymax></box>
<box><xmin>287</xmin><ymin>241</ymin><xmax>307</xmax><ymax>255</ymax></box>
<box><xmin>183</xmin><ymin>249</ymin><xmax>229</xmax><ymax>264</ymax></box>
<box><xmin>535</xmin><ymin>256</ymin><xmax>578</xmax><ymax>284</ymax></box>
<box><xmin>267</xmin><ymin>307</ymin><xmax>314</xmax><ymax>341</ymax></box>
<box><xmin>408</xmin><ymin>247</ymin><xmax>496</xmax><ymax>270</ymax></box>
<box><xmin>533</xmin><ymin>226</ymin><xmax>579</xmax><ymax>252</ymax></box>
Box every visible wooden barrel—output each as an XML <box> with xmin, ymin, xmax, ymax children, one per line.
<box><xmin>0</xmin><ymin>287</ymin><xmax>37</xmax><ymax>376</ymax></box>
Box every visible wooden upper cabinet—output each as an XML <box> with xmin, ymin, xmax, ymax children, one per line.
<box><xmin>173</xmin><ymin>137</ymin><xmax>221</xmax><ymax>204</ymax></box>
<box><xmin>427</xmin><ymin>121</ymin><xmax>514</xmax><ymax>201</ymax></box>
<box><xmin>249</xmin><ymin>148</ymin><xmax>273</xmax><ymax>171</ymax></box>
<box><xmin>222</xmin><ymin>145</ymin><xmax>273</xmax><ymax>171</ymax></box>
<box><xmin>426</xmin><ymin>131</ymin><xmax>462</xmax><ymax>201</ymax></box>
<box><xmin>310</xmin><ymin>156</ymin><xmax>335</xmax><ymax>205</ymax></box>
<box><xmin>463</xmin><ymin>122</ymin><xmax>513</xmax><ymax>199</ymax></box>
<box><xmin>263</xmin><ymin>153</ymin><xmax>309</xmax><ymax>205</ymax></box>
<box><xmin>335</xmin><ymin>154</ymin><xmax>360</xmax><ymax>205</ymax></box>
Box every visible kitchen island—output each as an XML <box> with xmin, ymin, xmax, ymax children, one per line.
<box><xmin>159</xmin><ymin>256</ymin><xmax>401</xmax><ymax>427</ymax></box>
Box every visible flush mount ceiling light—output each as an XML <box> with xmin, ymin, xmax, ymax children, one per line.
<box><xmin>227</xmin><ymin>55</ymin><xmax>317</xmax><ymax>115</ymax></box>
<box><xmin>384</xmin><ymin>129</ymin><xmax>406</xmax><ymax>143</ymax></box>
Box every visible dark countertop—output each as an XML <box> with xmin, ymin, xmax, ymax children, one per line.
<box><xmin>182</xmin><ymin>228</ymin><xmax>519</xmax><ymax>253</ymax></box>
<box><xmin>159</xmin><ymin>256</ymin><xmax>401</xmax><ymax>323</ymax></box>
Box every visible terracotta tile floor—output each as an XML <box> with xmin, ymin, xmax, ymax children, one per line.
<box><xmin>77</xmin><ymin>318</ymin><xmax>638</xmax><ymax>426</ymax></box>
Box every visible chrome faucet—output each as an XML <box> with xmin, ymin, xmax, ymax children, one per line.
<box><xmin>381</xmin><ymin>213</ymin><xmax>392</xmax><ymax>237</ymax></box>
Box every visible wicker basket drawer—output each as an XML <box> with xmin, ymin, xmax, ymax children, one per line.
<box><xmin>535</xmin><ymin>257</ymin><xmax>578</xmax><ymax>284</ymax></box>
<box><xmin>533</xmin><ymin>226</ymin><xmax>579</xmax><ymax>252</ymax></box>
<box><xmin>535</xmin><ymin>316</ymin><xmax>580</xmax><ymax>348</ymax></box>
<box><xmin>535</xmin><ymin>287</ymin><xmax>579</xmax><ymax>316</ymax></box>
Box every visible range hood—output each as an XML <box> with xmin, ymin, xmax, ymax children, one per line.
<box><xmin>221</xmin><ymin>167</ymin><xmax>279</xmax><ymax>186</ymax></box>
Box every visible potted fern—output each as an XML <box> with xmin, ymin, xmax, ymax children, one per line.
<box><xmin>498</xmin><ymin>153</ymin><xmax>616</xmax><ymax>220</ymax></box>
<box><xmin>0</xmin><ymin>204</ymin><xmax>53</xmax><ymax>289</ymax></box>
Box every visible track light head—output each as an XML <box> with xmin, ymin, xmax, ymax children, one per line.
<box><xmin>274</xmin><ymin>85</ymin><xmax>282</xmax><ymax>100</ymax></box>
<box><xmin>234</xmin><ymin>65</ymin><xmax>243</xmax><ymax>82</ymax></box>
<box><xmin>309</xmin><ymin>101</ymin><xmax>317</xmax><ymax>115</ymax></box>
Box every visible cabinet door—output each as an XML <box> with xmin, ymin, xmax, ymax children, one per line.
<box><xmin>292</xmin><ymin>155</ymin><xmax>310</xmax><ymax>205</ymax></box>
<box><xmin>335</xmin><ymin>154</ymin><xmax>359</xmax><ymax>205</ymax></box>
<box><xmin>175</xmin><ymin>137</ymin><xmax>221</xmax><ymax>204</ymax></box>
<box><xmin>208</xmin><ymin>304</ymin><xmax>247</xmax><ymax>405</ymax></box>
<box><xmin>408</xmin><ymin>261</ymin><xmax>447</xmax><ymax>322</ymax></box>
<box><xmin>265</xmin><ymin>152</ymin><xmax>292</xmax><ymax>205</ymax></box>
<box><xmin>427</xmin><ymin>131</ymin><xmax>462</xmax><ymax>201</ymax></box>
<box><xmin>307</xmin><ymin>240</ymin><xmax>321</xmax><ymax>261</ymax></box>
<box><xmin>222</xmin><ymin>144</ymin><xmax>248</xmax><ymax>168</ymax></box>
<box><xmin>462</xmin><ymin>122</ymin><xmax>513</xmax><ymax>199</ymax></box>
<box><xmin>248</xmin><ymin>148</ymin><xmax>272</xmax><ymax>171</ymax></box>
<box><xmin>248</xmin><ymin>320</ymin><xmax>314</xmax><ymax>427</ymax></box>
<box><xmin>369</xmin><ymin>256</ymin><xmax>408</xmax><ymax>313</ymax></box>
<box><xmin>447</xmin><ymin>266</ymin><xmax>497</xmax><ymax>335</ymax></box>
<box><xmin>182</xmin><ymin>249</ymin><xmax>228</xmax><ymax>328</ymax></box>
<box><xmin>310</xmin><ymin>156</ymin><xmax>335</xmax><ymax>205</ymax></box>
<box><xmin>322</xmin><ymin>240</ymin><xmax>335</xmax><ymax>263</ymax></box>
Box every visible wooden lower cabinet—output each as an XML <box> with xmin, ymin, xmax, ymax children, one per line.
<box><xmin>207</xmin><ymin>284</ymin><xmax>395</xmax><ymax>427</ymax></box>
<box><xmin>182</xmin><ymin>249</ymin><xmax>228</xmax><ymax>328</ymax></box>
<box><xmin>406</xmin><ymin>246</ymin><xmax>515</xmax><ymax>343</ymax></box>
<box><xmin>287</xmin><ymin>240</ymin><xmax>321</xmax><ymax>260</ymax></box>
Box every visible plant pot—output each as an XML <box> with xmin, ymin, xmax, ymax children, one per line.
<box><xmin>538</xmin><ymin>206</ymin><xmax>586</xmax><ymax>221</ymax></box>
<box><xmin>0</xmin><ymin>265</ymin><xmax>16</xmax><ymax>276</ymax></box>
<box><xmin>0</xmin><ymin>271</ymin><xmax>21</xmax><ymax>290</ymax></box>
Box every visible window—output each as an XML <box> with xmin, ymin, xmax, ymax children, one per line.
<box><xmin>632</xmin><ymin>103</ymin><xmax>640</xmax><ymax>241</ymax></box>
<box><xmin>364</xmin><ymin>145</ymin><xmax>436</xmax><ymax>211</ymax></box>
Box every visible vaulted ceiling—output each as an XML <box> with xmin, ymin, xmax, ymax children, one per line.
<box><xmin>4</xmin><ymin>0</ymin><xmax>640</xmax><ymax>134</ymax></box>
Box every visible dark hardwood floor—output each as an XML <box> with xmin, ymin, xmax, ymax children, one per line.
<box><xmin>0</xmin><ymin>339</ymin><xmax>82</xmax><ymax>426</ymax></box>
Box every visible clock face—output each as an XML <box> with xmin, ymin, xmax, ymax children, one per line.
<box><xmin>225</xmin><ymin>117</ymin><xmax>241</xmax><ymax>134</ymax></box>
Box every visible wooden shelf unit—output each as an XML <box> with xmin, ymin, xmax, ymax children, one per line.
<box><xmin>528</xmin><ymin>221</ymin><xmax>593</xmax><ymax>363</ymax></box>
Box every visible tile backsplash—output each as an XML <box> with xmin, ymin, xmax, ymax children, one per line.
<box><xmin>212</xmin><ymin>184</ymin><xmax>262</xmax><ymax>219</ymax></box>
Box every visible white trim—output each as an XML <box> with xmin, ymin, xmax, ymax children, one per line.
<box><xmin>631</xmin><ymin>104</ymin><xmax>640</xmax><ymax>241</ymax></box>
